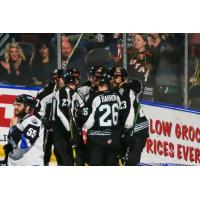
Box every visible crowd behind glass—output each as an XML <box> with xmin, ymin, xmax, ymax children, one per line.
<box><xmin>0</xmin><ymin>33</ymin><xmax>199</xmax><ymax>110</ymax></box>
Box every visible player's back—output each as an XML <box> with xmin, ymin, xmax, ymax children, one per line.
<box><xmin>92</xmin><ymin>90</ymin><xmax>121</xmax><ymax>130</ymax></box>
<box><xmin>81</xmin><ymin>89</ymin><xmax>122</xmax><ymax>148</ymax></box>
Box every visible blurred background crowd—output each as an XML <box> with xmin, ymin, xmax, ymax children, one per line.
<box><xmin>0</xmin><ymin>33</ymin><xmax>199</xmax><ymax>110</ymax></box>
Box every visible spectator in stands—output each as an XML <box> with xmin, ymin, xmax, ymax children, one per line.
<box><xmin>0</xmin><ymin>43</ymin><xmax>31</xmax><ymax>85</ymax></box>
<box><xmin>32</xmin><ymin>41</ymin><xmax>56</xmax><ymax>86</ymax></box>
<box><xmin>61</xmin><ymin>39</ymin><xmax>88</xmax><ymax>82</ymax></box>
<box><xmin>106</xmin><ymin>33</ymin><xmax>123</xmax><ymax>64</ymax></box>
<box><xmin>188</xmin><ymin>55</ymin><xmax>200</xmax><ymax>110</ymax></box>
<box><xmin>148</xmin><ymin>33</ymin><xmax>184</xmax><ymax>106</ymax></box>
<box><xmin>127</xmin><ymin>33</ymin><xmax>155</xmax><ymax>101</ymax></box>
<box><xmin>61</xmin><ymin>40</ymin><xmax>73</xmax><ymax>68</ymax></box>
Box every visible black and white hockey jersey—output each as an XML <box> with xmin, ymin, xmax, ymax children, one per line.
<box><xmin>80</xmin><ymin>90</ymin><xmax>122</xmax><ymax>147</ymax></box>
<box><xmin>55</xmin><ymin>86</ymin><xmax>84</xmax><ymax>132</ymax></box>
<box><xmin>78</xmin><ymin>81</ymin><xmax>97</xmax><ymax>102</ymax></box>
<box><xmin>7</xmin><ymin>114</ymin><xmax>44</xmax><ymax>166</ymax></box>
<box><xmin>34</xmin><ymin>81</ymin><xmax>56</xmax><ymax>119</ymax></box>
<box><xmin>118</xmin><ymin>83</ymin><xmax>149</xmax><ymax>138</ymax></box>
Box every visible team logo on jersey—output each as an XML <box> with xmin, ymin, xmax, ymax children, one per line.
<box><xmin>107</xmin><ymin>139</ymin><xmax>112</xmax><ymax>144</ymax></box>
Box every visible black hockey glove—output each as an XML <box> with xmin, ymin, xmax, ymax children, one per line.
<box><xmin>3</xmin><ymin>143</ymin><xmax>13</xmax><ymax>155</ymax></box>
<box><xmin>127</xmin><ymin>79</ymin><xmax>142</xmax><ymax>95</ymax></box>
<box><xmin>123</xmin><ymin>128</ymin><xmax>135</xmax><ymax>148</ymax></box>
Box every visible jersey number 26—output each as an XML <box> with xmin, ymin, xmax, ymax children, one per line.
<box><xmin>99</xmin><ymin>103</ymin><xmax>119</xmax><ymax>127</ymax></box>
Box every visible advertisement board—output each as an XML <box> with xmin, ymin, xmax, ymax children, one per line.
<box><xmin>141</xmin><ymin>103</ymin><xmax>200</xmax><ymax>166</ymax></box>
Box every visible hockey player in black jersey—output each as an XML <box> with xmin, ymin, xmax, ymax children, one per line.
<box><xmin>79</xmin><ymin>68</ymin><xmax>122</xmax><ymax>166</ymax></box>
<box><xmin>54</xmin><ymin>69</ymin><xmax>84</xmax><ymax>165</ymax></box>
<box><xmin>34</xmin><ymin>69</ymin><xmax>64</xmax><ymax>165</ymax></box>
<box><xmin>110</xmin><ymin>66</ymin><xmax>149</xmax><ymax>166</ymax></box>
<box><xmin>1</xmin><ymin>94</ymin><xmax>44</xmax><ymax>166</ymax></box>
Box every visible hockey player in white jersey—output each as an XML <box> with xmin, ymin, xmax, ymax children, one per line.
<box><xmin>5</xmin><ymin>94</ymin><xmax>44</xmax><ymax>166</ymax></box>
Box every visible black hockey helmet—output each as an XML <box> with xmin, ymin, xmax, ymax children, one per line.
<box><xmin>94</xmin><ymin>66</ymin><xmax>105</xmax><ymax>78</ymax></box>
<box><xmin>62</xmin><ymin>69</ymin><xmax>77</xmax><ymax>84</ymax></box>
<box><xmin>14</xmin><ymin>94</ymin><xmax>35</xmax><ymax>108</ymax></box>
<box><xmin>51</xmin><ymin>68</ymin><xmax>66</xmax><ymax>79</ymax></box>
<box><xmin>98</xmin><ymin>70</ymin><xmax>111</xmax><ymax>84</ymax></box>
<box><xmin>110</xmin><ymin>66</ymin><xmax>127</xmax><ymax>81</ymax></box>
<box><xmin>51</xmin><ymin>68</ymin><xmax>59</xmax><ymax>80</ymax></box>
<box><xmin>89</xmin><ymin>66</ymin><xmax>97</xmax><ymax>76</ymax></box>
<box><xmin>57</xmin><ymin>69</ymin><xmax>66</xmax><ymax>78</ymax></box>
<box><xmin>68</xmin><ymin>68</ymin><xmax>80</xmax><ymax>79</ymax></box>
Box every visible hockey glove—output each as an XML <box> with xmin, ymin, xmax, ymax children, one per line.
<box><xmin>3</xmin><ymin>143</ymin><xmax>13</xmax><ymax>155</ymax></box>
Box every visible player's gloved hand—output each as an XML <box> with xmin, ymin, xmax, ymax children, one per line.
<box><xmin>127</xmin><ymin>79</ymin><xmax>142</xmax><ymax>95</ymax></box>
<box><xmin>123</xmin><ymin>128</ymin><xmax>135</xmax><ymax>147</ymax></box>
<box><xmin>3</xmin><ymin>143</ymin><xmax>13</xmax><ymax>155</ymax></box>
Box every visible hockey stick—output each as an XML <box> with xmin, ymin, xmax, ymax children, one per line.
<box><xmin>68</xmin><ymin>104</ymin><xmax>78</xmax><ymax>165</ymax></box>
<box><xmin>68</xmin><ymin>101</ymin><xmax>85</xmax><ymax>166</ymax></box>
<box><xmin>63</xmin><ymin>33</ymin><xmax>84</xmax><ymax>68</ymax></box>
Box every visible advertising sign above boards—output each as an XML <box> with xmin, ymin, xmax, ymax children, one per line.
<box><xmin>0</xmin><ymin>85</ymin><xmax>200</xmax><ymax>165</ymax></box>
<box><xmin>141</xmin><ymin>103</ymin><xmax>200</xmax><ymax>166</ymax></box>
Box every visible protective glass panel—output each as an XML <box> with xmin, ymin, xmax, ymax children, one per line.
<box><xmin>0</xmin><ymin>33</ymin><xmax>57</xmax><ymax>87</ymax></box>
<box><xmin>188</xmin><ymin>34</ymin><xmax>200</xmax><ymax>110</ymax></box>
<box><xmin>126</xmin><ymin>33</ymin><xmax>185</xmax><ymax>106</ymax></box>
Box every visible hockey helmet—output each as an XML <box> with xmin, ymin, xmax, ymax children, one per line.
<box><xmin>89</xmin><ymin>66</ymin><xmax>97</xmax><ymax>76</ymax></box>
<box><xmin>51</xmin><ymin>68</ymin><xmax>60</xmax><ymax>80</ymax></box>
<box><xmin>14</xmin><ymin>94</ymin><xmax>35</xmax><ymax>108</ymax></box>
<box><xmin>110</xmin><ymin>66</ymin><xmax>127</xmax><ymax>81</ymax></box>
<box><xmin>57</xmin><ymin>69</ymin><xmax>66</xmax><ymax>78</ymax></box>
<box><xmin>62</xmin><ymin>69</ymin><xmax>77</xmax><ymax>84</ymax></box>
<box><xmin>51</xmin><ymin>68</ymin><xmax>66</xmax><ymax>79</ymax></box>
<box><xmin>94</xmin><ymin>66</ymin><xmax>105</xmax><ymax>78</ymax></box>
<box><xmin>98</xmin><ymin>70</ymin><xmax>111</xmax><ymax>84</ymax></box>
<box><xmin>68</xmin><ymin>68</ymin><xmax>80</xmax><ymax>79</ymax></box>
